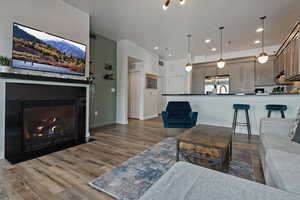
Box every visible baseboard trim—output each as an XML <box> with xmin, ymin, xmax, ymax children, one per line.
<box><xmin>90</xmin><ymin>122</ymin><xmax>117</xmax><ymax>133</ymax></box>
<box><xmin>141</xmin><ymin>114</ymin><xmax>159</xmax><ymax>120</ymax></box>
<box><xmin>116</xmin><ymin>120</ymin><xmax>128</xmax><ymax>125</ymax></box>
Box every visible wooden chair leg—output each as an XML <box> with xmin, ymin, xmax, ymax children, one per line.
<box><xmin>281</xmin><ymin>111</ymin><xmax>285</xmax><ymax>119</ymax></box>
<box><xmin>267</xmin><ymin>110</ymin><xmax>271</xmax><ymax>118</ymax></box>
<box><xmin>245</xmin><ymin>109</ymin><xmax>251</xmax><ymax>141</ymax></box>
<box><xmin>232</xmin><ymin>109</ymin><xmax>238</xmax><ymax>135</ymax></box>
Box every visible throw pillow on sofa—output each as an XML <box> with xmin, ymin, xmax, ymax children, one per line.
<box><xmin>292</xmin><ymin>120</ymin><xmax>300</xmax><ymax>144</ymax></box>
<box><xmin>289</xmin><ymin>107</ymin><xmax>300</xmax><ymax>138</ymax></box>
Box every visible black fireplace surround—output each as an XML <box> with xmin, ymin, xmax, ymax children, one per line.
<box><xmin>5</xmin><ymin>83</ymin><xmax>86</xmax><ymax>163</ymax></box>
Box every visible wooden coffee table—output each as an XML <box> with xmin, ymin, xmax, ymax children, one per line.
<box><xmin>175</xmin><ymin>125</ymin><xmax>232</xmax><ymax>168</ymax></box>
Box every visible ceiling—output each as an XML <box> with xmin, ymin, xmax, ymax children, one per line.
<box><xmin>62</xmin><ymin>0</ymin><xmax>300</xmax><ymax>60</ymax></box>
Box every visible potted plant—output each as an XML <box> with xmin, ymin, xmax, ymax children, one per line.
<box><xmin>0</xmin><ymin>56</ymin><xmax>11</xmax><ymax>66</ymax></box>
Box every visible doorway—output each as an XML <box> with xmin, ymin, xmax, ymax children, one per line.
<box><xmin>128</xmin><ymin>57</ymin><xmax>143</xmax><ymax>120</ymax></box>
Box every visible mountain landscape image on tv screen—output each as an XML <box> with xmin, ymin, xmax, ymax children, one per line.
<box><xmin>12</xmin><ymin>23</ymin><xmax>86</xmax><ymax>76</ymax></box>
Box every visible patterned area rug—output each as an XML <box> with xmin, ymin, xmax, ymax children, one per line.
<box><xmin>89</xmin><ymin>137</ymin><xmax>255</xmax><ymax>200</ymax></box>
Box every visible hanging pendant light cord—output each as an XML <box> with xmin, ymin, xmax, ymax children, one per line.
<box><xmin>260</xmin><ymin>16</ymin><xmax>266</xmax><ymax>53</ymax></box>
<box><xmin>187</xmin><ymin>34</ymin><xmax>192</xmax><ymax>63</ymax></box>
<box><xmin>261</xmin><ymin>18</ymin><xmax>265</xmax><ymax>52</ymax></box>
<box><xmin>219</xmin><ymin>27</ymin><xmax>224</xmax><ymax>59</ymax></box>
<box><xmin>220</xmin><ymin>29</ymin><xmax>223</xmax><ymax>58</ymax></box>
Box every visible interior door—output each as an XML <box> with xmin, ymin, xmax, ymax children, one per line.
<box><xmin>128</xmin><ymin>72</ymin><xmax>140</xmax><ymax>119</ymax></box>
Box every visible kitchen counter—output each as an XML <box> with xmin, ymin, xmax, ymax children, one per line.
<box><xmin>163</xmin><ymin>93</ymin><xmax>300</xmax><ymax>96</ymax></box>
<box><xmin>164</xmin><ymin>94</ymin><xmax>300</xmax><ymax>135</ymax></box>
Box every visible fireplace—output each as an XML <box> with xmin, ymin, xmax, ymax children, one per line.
<box><xmin>22</xmin><ymin>100</ymin><xmax>78</xmax><ymax>153</ymax></box>
<box><xmin>5</xmin><ymin>83</ymin><xmax>86</xmax><ymax>163</ymax></box>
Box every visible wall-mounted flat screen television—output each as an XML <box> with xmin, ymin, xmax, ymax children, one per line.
<box><xmin>12</xmin><ymin>23</ymin><xmax>86</xmax><ymax>76</ymax></box>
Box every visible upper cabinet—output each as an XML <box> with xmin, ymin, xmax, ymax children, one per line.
<box><xmin>191</xmin><ymin>65</ymin><xmax>206</xmax><ymax>93</ymax></box>
<box><xmin>254</xmin><ymin>56</ymin><xmax>275</xmax><ymax>86</ymax></box>
<box><xmin>274</xmin><ymin>22</ymin><xmax>300</xmax><ymax>81</ymax></box>
<box><xmin>191</xmin><ymin>57</ymin><xmax>255</xmax><ymax>94</ymax></box>
<box><xmin>229</xmin><ymin>59</ymin><xmax>255</xmax><ymax>93</ymax></box>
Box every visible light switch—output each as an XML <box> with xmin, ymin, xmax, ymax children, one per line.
<box><xmin>111</xmin><ymin>88</ymin><xmax>116</xmax><ymax>93</ymax></box>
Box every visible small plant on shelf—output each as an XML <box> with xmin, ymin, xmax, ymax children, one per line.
<box><xmin>0</xmin><ymin>55</ymin><xmax>11</xmax><ymax>66</ymax></box>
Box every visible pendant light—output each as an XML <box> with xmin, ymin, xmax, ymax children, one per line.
<box><xmin>185</xmin><ymin>34</ymin><xmax>193</xmax><ymax>72</ymax></box>
<box><xmin>217</xmin><ymin>26</ymin><xmax>226</xmax><ymax>69</ymax></box>
<box><xmin>257</xmin><ymin>16</ymin><xmax>269</xmax><ymax>64</ymax></box>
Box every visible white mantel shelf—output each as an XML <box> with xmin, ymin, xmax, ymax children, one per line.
<box><xmin>0</xmin><ymin>75</ymin><xmax>91</xmax><ymax>160</ymax></box>
<box><xmin>165</xmin><ymin>94</ymin><xmax>300</xmax><ymax>135</ymax></box>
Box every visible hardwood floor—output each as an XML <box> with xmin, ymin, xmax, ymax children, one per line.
<box><xmin>0</xmin><ymin>118</ymin><xmax>264</xmax><ymax>200</ymax></box>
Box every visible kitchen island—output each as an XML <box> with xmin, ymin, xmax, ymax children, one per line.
<box><xmin>163</xmin><ymin>94</ymin><xmax>300</xmax><ymax>135</ymax></box>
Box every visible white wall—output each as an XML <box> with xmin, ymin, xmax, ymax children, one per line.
<box><xmin>0</xmin><ymin>0</ymin><xmax>90</xmax><ymax>159</ymax></box>
<box><xmin>164</xmin><ymin>45</ymin><xmax>280</xmax><ymax>94</ymax></box>
<box><xmin>117</xmin><ymin>40</ymin><xmax>160</xmax><ymax>124</ymax></box>
<box><xmin>0</xmin><ymin>0</ymin><xmax>90</xmax><ymax>77</ymax></box>
<box><xmin>164</xmin><ymin>59</ymin><xmax>191</xmax><ymax>94</ymax></box>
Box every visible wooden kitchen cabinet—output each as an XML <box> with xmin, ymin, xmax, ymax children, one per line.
<box><xmin>192</xmin><ymin>58</ymin><xmax>255</xmax><ymax>94</ymax></box>
<box><xmin>204</xmin><ymin>66</ymin><xmax>218</xmax><ymax>77</ymax></box>
<box><xmin>191</xmin><ymin>65</ymin><xmax>206</xmax><ymax>93</ymax></box>
<box><xmin>275</xmin><ymin>22</ymin><xmax>300</xmax><ymax>81</ymax></box>
<box><xmin>287</xmin><ymin>35</ymin><xmax>299</xmax><ymax>78</ymax></box>
<box><xmin>255</xmin><ymin>56</ymin><xmax>275</xmax><ymax>86</ymax></box>
<box><xmin>229</xmin><ymin>60</ymin><xmax>255</xmax><ymax>93</ymax></box>
<box><xmin>284</xmin><ymin>43</ymin><xmax>293</xmax><ymax>79</ymax></box>
<box><xmin>276</xmin><ymin>35</ymin><xmax>299</xmax><ymax>80</ymax></box>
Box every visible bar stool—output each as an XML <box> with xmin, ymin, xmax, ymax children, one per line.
<box><xmin>232</xmin><ymin>104</ymin><xmax>251</xmax><ymax>140</ymax></box>
<box><xmin>266</xmin><ymin>104</ymin><xmax>287</xmax><ymax>119</ymax></box>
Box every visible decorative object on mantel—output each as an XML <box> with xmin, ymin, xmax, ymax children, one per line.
<box><xmin>103</xmin><ymin>63</ymin><xmax>114</xmax><ymax>80</ymax></box>
<box><xmin>217</xmin><ymin>26</ymin><xmax>226</xmax><ymax>69</ymax></box>
<box><xmin>185</xmin><ymin>34</ymin><xmax>193</xmax><ymax>72</ymax></box>
<box><xmin>88</xmin><ymin>71</ymin><xmax>96</xmax><ymax>84</ymax></box>
<box><xmin>146</xmin><ymin>74</ymin><xmax>158</xmax><ymax>89</ymax></box>
<box><xmin>257</xmin><ymin>16</ymin><xmax>269</xmax><ymax>64</ymax></box>
<box><xmin>0</xmin><ymin>55</ymin><xmax>11</xmax><ymax>66</ymax></box>
<box><xmin>88</xmin><ymin>71</ymin><xmax>96</xmax><ymax>97</ymax></box>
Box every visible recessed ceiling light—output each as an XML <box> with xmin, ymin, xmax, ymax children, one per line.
<box><xmin>256</xmin><ymin>27</ymin><xmax>264</xmax><ymax>32</ymax></box>
<box><xmin>154</xmin><ymin>46</ymin><xmax>159</xmax><ymax>50</ymax></box>
<box><xmin>254</xmin><ymin>40</ymin><xmax>260</xmax><ymax>44</ymax></box>
<box><xmin>211</xmin><ymin>48</ymin><xmax>217</xmax><ymax>52</ymax></box>
<box><xmin>205</xmin><ymin>39</ymin><xmax>211</xmax><ymax>43</ymax></box>
<box><xmin>168</xmin><ymin>53</ymin><xmax>172</xmax><ymax>57</ymax></box>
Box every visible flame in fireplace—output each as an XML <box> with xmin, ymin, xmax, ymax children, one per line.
<box><xmin>36</xmin><ymin>126</ymin><xmax>44</xmax><ymax>131</ymax></box>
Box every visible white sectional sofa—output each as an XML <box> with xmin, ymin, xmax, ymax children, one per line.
<box><xmin>139</xmin><ymin>118</ymin><xmax>300</xmax><ymax>200</ymax></box>
<box><xmin>259</xmin><ymin>118</ymin><xmax>300</xmax><ymax>195</ymax></box>
<box><xmin>140</xmin><ymin>162</ymin><xmax>300</xmax><ymax>200</ymax></box>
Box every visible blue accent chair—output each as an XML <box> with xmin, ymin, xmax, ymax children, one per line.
<box><xmin>162</xmin><ymin>101</ymin><xmax>198</xmax><ymax>128</ymax></box>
